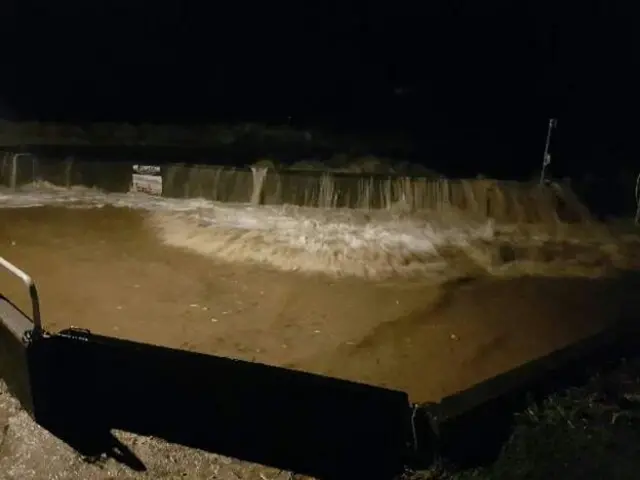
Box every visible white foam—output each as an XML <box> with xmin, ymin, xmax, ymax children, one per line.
<box><xmin>0</xmin><ymin>183</ymin><xmax>493</xmax><ymax>249</ymax></box>
<box><xmin>0</xmin><ymin>183</ymin><xmax>497</xmax><ymax>277</ymax></box>
<box><xmin>2</xmin><ymin>183</ymin><xmax>636</xmax><ymax>280</ymax></box>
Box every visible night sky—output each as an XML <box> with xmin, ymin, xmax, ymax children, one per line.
<box><xmin>0</xmin><ymin>1</ymin><xmax>638</xmax><ymax>175</ymax></box>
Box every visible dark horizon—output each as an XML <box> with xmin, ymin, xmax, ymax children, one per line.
<box><xmin>1</xmin><ymin>1</ymin><xmax>638</xmax><ymax>175</ymax></box>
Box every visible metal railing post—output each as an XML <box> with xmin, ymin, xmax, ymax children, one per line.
<box><xmin>0</xmin><ymin>256</ymin><xmax>42</xmax><ymax>333</ymax></box>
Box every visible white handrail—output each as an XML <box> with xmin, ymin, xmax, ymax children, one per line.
<box><xmin>0</xmin><ymin>256</ymin><xmax>42</xmax><ymax>332</ymax></box>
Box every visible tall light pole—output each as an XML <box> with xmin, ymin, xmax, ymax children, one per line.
<box><xmin>539</xmin><ymin>118</ymin><xmax>557</xmax><ymax>185</ymax></box>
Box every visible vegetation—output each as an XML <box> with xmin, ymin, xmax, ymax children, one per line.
<box><xmin>403</xmin><ymin>354</ymin><xmax>640</xmax><ymax>480</ymax></box>
<box><xmin>0</xmin><ymin>120</ymin><xmax>314</xmax><ymax>146</ymax></box>
<box><xmin>0</xmin><ymin>120</ymin><xmax>412</xmax><ymax>156</ymax></box>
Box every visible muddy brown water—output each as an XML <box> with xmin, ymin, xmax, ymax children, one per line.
<box><xmin>1</xmin><ymin>207</ymin><xmax>639</xmax><ymax>404</ymax></box>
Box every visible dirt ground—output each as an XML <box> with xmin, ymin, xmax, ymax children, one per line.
<box><xmin>2</xmin><ymin>206</ymin><xmax>639</xmax><ymax>404</ymax></box>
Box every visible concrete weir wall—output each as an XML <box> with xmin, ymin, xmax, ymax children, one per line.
<box><xmin>0</xmin><ymin>152</ymin><xmax>132</xmax><ymax>193</ymax></box>
<box><xmin>1</xmin><ymin>150</ymin><xmax>597</xmax><ymax>224</ymax></box>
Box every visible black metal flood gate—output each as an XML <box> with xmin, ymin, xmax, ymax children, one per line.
<box><xmin>3</xmin><ymin>256</ymin><xmax>638</xmax><ymax>478</ymax></box>
<box><xmin>0</xmin><ymin>257</ymin><xmax>412</xmax><ymax>479</ymax></box>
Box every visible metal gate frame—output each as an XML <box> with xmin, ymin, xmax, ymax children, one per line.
<box><xmin>1</xmin><ymin>256</ymin><xmax>638</xmax><ymax>478</ymax></box>
<box><xmin>0</xmin><ymin>257</ymin><xmax>412</xmax><ymax>479</ymax></box>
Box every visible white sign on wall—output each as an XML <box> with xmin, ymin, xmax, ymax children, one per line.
<box><xmin>131</xmin><ymin>164</ymin><xmax>163</xmax><ymax>195</ymax></box>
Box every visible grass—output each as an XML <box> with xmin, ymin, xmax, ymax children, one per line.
<box><xmin>403</xmin><ymin>354</ymin><xmax>640</xmax><ymax>480</ymax></box>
